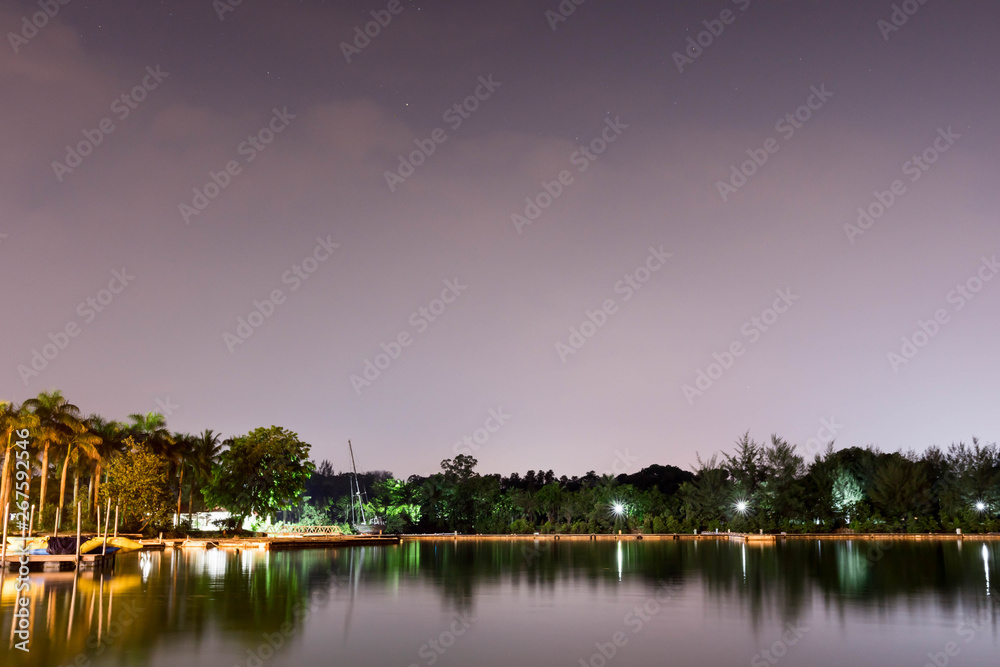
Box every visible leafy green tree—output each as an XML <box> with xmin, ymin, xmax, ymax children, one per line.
<box><xmin>869</xmin><ymin>453</ymin><xmax>933</xmax><ymax>522</ymax></box>
<box><xmin>101</xmin><ymin>436</ymin><xmax>173</xmax><ymax>531</ymax></box>
<box><xmin>203</xmin><ymin>426</ymin><xmax>315</xmax><ymax>528</ymax></box>
<box><xmin>831</xmin><ymin>468</ymin><xmax>865</xmax><ymax>522</ymax></box>
<box><xmin>681</xmin><ymin>454</ymin><xmax>730</xmax><ymax>527</ymax></box>
<box><xmin>723</xmin><ymin>432</ymin><xmax>764</xmax><ymax>498</ymax></box>
<box><xmin>757</xmin><ymin>435</ymin><xmax>805</xmax><ymax>525</ymax></box>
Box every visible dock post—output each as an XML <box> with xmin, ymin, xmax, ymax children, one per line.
<box><xmin>113</xmin><ymin>504</ymin><xmax>119</xmax><ymax>539</ymax></box>
<box><xmin>102</xmin><ymin>499</ymin><xmax>111</xmax><ymax>557</ymax></box>
<box><xmin>76</xmin><ymin>502</ymin><xmax>82</xmax><ymax>568</ymax></box>
<box><xmin>1</xmin><ymin>502</ymin><xmax>8</xmax><ymax>571</ymax></box>
<box><xmin>28</xmin><ymin>504</ymin><xmax>35</xmax><ymax>537</ymax></box>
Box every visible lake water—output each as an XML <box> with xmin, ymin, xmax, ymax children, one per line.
<box><xmin>2</xmin><ymin>537</ymin><xmax>998</xmax><ymax>666</ymax></box>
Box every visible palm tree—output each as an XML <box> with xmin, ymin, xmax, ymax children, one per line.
<box><xmin>171</xmin><ymin>432</ymin><xmax>196</xmax><ymax>524</ymax></box>
<box><xmin>187</xmin><ymin>429</ymin><xmax>221</xmax><ymax>523</ymax></box>
<box><xmin>57</xmin><ymin>420</ymin><xmax>101</xmax><ymax>512</ymax></box>
<box><xmin>0</xmin><ymin>402</ymin><xmax>40</xmax><ymax>518</ymax></box>
<box><xmin>23</xmin><ymin>391</ymin><xmax>82</xmax><ymax>515</ymax></box>
<box><xmin>126</xmin><ymin>412</ymin><xmax>174</xmax><ymax>456</ymax></box>
<box><xmin>86</xmin><ymin>415</ymin><xmax>125</xmax><ymax>514</ymax></box>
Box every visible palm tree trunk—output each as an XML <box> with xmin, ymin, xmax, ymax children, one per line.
<box><xmin>58</xmin><ymin>448</ymin><xmax>72</xmax><ymax>511</ymax></box>
<box><xmin>188</xmin><ymin>482</ymin><xmax>196</xmax><ymax>524</ymax></box>
<box><xmin>73</xmin><ymin>468</ymin><xmax>80</xmax><ymax>506</ymax></box>
<box><xmin>87</xmin><ymin>474</ymin><xmax>94</xmax><ymax>513</ymax></box>
<box><xmin>92</xmin><ymin>461</ymin><xmax>102</xmax><ymax>515</ymax></box>
<box><xmin>0</xmin><ymin>439</ymin><xmax>12</xmax><ymax>516</ymax></box>
<box><xmin>176</xmin><ymin>466</ymin><xmax>184</xmax><ymax>523</ymax></box>
<box><xmin>39</xmin><ymin>442</ymin><xmax>50</xmax><ymax>514</ymax></box>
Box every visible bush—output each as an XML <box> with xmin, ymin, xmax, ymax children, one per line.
<box><xmin>510</xmin><ymin>518</ymin><xmax>534</xmax><ymax>534</ymax></box>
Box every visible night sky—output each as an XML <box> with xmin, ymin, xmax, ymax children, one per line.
<box><xmin>3</xmin><ymin>0</ymin><xmax>998</xmax><ymax>477</ymax></box>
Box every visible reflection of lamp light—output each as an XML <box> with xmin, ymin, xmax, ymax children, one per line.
<box><xmin>617</xmin><ymin>540</ymin><xmax>623</xmax><ymax>582</ymax></box>
<box><xmin>984</xmin><ymin>545</ymin><xmax>990</xmax><ymax>596</ymax></box>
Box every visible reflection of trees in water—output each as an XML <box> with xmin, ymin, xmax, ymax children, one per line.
<box><xmin>693</xmin><ymin>539</ymin><xmax>1000</xmax><ymax>630</ymax></box>
<box><xmin>0</xmin><ymin>548</ymin><xmax>345</xmax><ymax>666</ymax></box>
<box><xmin>3</xmin><ymin>539</ymin><xmax>997</xmax><ymax>664</ymax></box>
<box><xmin>352</xmin><ymin>539</ymin><xmax>1000</xmax><ymax>634</ymax></box>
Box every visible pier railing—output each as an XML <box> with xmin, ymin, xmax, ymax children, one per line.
<box><xmin>265</xmin><ymin>525</ymin><xmax>344</xmax><ymax>536</ymax></box>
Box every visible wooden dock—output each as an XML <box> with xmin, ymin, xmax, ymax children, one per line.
<box><xmin>141</xmin><ymin>535</ymin><xmax>401</xmax><ymax>551</ymax></box>
<box><xmin>2</xmin><ymin>551</ymin><xmax>117</xmax><ymax>570</ymax></box>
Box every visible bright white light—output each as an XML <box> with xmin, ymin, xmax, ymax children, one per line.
<box><xmin>612</xmin><ymin>503</ymin><xmax>625</xmax><ymax>516</ymax></box>
<box><xmin>734</xmin><ymin>500</ymin><xmax>749</xmax><ymax>515</ymax></box>
<box><xmin>975</xmin><ymin>501</ymin><xmax>987</xmax><ymax>513</ymax></box>
<box><xmin>984</xmin><ymin>545</ymin><xmax>990</xmax><ymax>596</ymax></box>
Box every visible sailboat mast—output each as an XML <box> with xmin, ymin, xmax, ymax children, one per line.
<box><xmin>348</xmin><ymin>440</ymin><xmax>368</xmax><ymax>524</ymax></box>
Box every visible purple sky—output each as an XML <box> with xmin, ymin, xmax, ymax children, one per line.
<box><xmin>3</xmin><ymin>0</ymin><xmax>998</xmax><ymax>478</ymax></box>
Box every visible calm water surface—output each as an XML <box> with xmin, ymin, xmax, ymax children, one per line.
<box><xmin>2</xmin><ymin>538</ymin><xmax>998</xmax><ymax>666</ymax></box>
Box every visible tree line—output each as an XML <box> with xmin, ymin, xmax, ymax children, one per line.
<box><xmin>0</xmin><ymin>391</ymin><xmax>312</xmax><ymax>534</ymax></box>
<box><xmin>3</xmin><ymin>390</ymin><xmax>998</xmax><ymax>535</ymax></box>
<box><xmin>301</xmin><ymin>433</ymin><xmax>1000</xmax><ymax>535</ymax></box>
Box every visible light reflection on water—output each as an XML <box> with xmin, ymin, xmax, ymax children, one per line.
<box><xmin>0</xmin><ymin>538</ymin><xmax>998</xmax><ymax>666</ymax></box>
